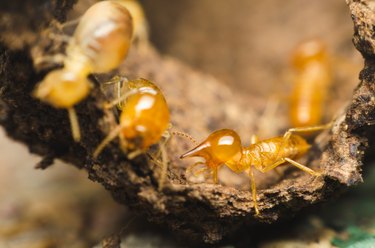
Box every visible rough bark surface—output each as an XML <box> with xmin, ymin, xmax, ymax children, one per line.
<box><xmin>0</xmin><ymin>0</ymin><xmax>374</xmax><ymax>243</ymax></box>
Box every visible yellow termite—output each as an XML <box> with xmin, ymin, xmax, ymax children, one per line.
<box><xmin>180</xmin><ymin>124</ymin><xmax>331</xmax><ymax>215</ymax></box>
<box><xmin>33</xmin><ymin>1</ymin><xmax>134</xmax><ymax>141</ymax></box>
<box><xmin>94</xmin><ymin>78</ymin><xmax>171</xmax><ymax>190</ymax></box>
<box><xmin>289</xmin><ymin>39</ymin><xmax>332</xmax><ymax>127</ymax></box>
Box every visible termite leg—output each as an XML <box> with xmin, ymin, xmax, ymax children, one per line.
<box><xmin>193</xmin><ymin>167</ymin><xmax>209</xmax><ymax>177</ymax></box>
<box><xmin>250</xmin><ymin>134</ymin><xmax>259</xmax><ymax>145</ymax></box>
<box><xmin>157</xmin><ymin>142</ymin><xmax>168</xmax><ymax>191</ymax></box>
<box><xmin>155</xmin><ymin>130</ymin><xmax>171</xmax><ymax>158</ymax></box>
<box><xmin>186</xmin><ymin>161</ymin><xmax>206</xmax><ymax>177</ymax></box>
<box><xmin>261</xmin><ymin>157</ymin><xmax>320</xmax><ymax>176</ymax></box>
<box><xmin>283</xmin><ymin>123</ymin><xmax>332</xmax><ymax>139</ymax></box>
<box><xmin>284</xmin><ymin>158</ymin><xmax>321</xmax><ymax>176</ymax></box>
<box><xmin>142</xmin><ymin>147</ymin><xmax>168</xmax><ymax>190</ymax></box>
<box><xmin>185</xmin><ymin>162</ymin><xmax>212</xmax><ymax>182</ymax></box>
<box><xmin>248</xmin><ymin>166</ymin><xmax>260</xmax><ymax>215</ymax></box>
<box><xmin>145</xmin><ymin>134</ymin><xmax>171</xmax><ymax>190</ymax></box>
<box><xmin>251</xmin><ymin>137</ymin><xmax>282</xmax><ymax>185</ymax></box>
<box><xmin>93</xmin><ymin>125</ymin><xmax>123</xmax><ymax>158</ymax></box>
<box><xmin>277</xmin><ymin>123</ymin><xmax>333</xmax><ymax>157</ymax></box>
<box><xmin>116</xmin><ymin>78</ymin><xmax>124</xmax><ymax>109</ymax></box>
<box><xmin>212</xmin><ymin>168</ymin><xmax>219</xmax><ymax>184</ymax></box>
<box><xmin>127</xmin><ymin>149</ymin><xmax>143</xmax><ymax>159</ymax></box>
<box><xmin>67</xmin><ymin>107</ymin><xmax>81</xmax><ymax>142</ymax></box>
<box><xmin>259</xmin><ymin>158</ymin><xmax>286</xmax><ymax>173</ymax></box>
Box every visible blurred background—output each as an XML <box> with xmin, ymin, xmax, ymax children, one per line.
<box><xmin>143</xmin><ymin>0</ymin><xmax>360</xmax><ymax>96</ymax></box>
<box><xmin>1</xmin><ymin>0</ymin><xmax>373</xmax><ymax>247</ymax></box>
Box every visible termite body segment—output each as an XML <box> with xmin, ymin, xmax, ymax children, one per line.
<box><xmin>181</xmin><ymin>125</ymin><xmax>329</xmax><ymax>215</ymax></box>
<box><xmin>289</xmin><ymin>40</ymin><xmax>332</xmax><ymax>127</ymax></box>
<box><xmin>94</xmin><ymin>78</ymin><xmax>170</xmax><ymax>190</ymax></box>
<box><xmin>112</xmin><ymin>0</ymin><xmax>149</xmax><ymax>44</ymax></box>
<box><xmin>33</xmin><ymin>1</ymin><xmax>134</xmax><ymax>141</ymax></box>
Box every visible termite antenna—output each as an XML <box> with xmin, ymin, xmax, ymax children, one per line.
<box><xmin>171</xmin><ymin>131</ymin><xmax>198</xmax><ymax>145</ymax></box>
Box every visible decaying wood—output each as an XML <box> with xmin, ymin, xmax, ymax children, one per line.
<box><xmin>0</xmin><ymin>0</ymin><xmax>374</xmax><ymax>243</ymax></box>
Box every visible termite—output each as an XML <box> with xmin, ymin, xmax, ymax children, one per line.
<box><xmin>180</xmin><ymin>124</ymin><xmax>331</xmax><ymax>215</ymax></box>
<box><xmin>289</xmin><ymin>39</ymin><xmax>332</xmax><ymax>127</ymax></box>
<box><xmin>93</xmin><ymin>78</ymin><xmax>170</xmax><ymax>190</ymax></box>
<box><xmin>33</xmin><ymin>1</ymin><xmax>134</xmax><ymax>142</ymax></box>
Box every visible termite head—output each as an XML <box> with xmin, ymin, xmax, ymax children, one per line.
<box><xmin>180</xmin><ymin>129</ymin><xmax>243</xmax><ymax>170</ymax></box>
<box><xmin>292</xmin><ymin>39</ymin><xmax>328</xmax><ymax>70</ymax></box>
<box><xmin>119</xmin><ymin>86</ymin><xmax>170</xmax><ymax>151</ymax></box>
<box><xmin>34</xmin><ymin>69</ymin><xmax>91</xmax><ymax>108</ymax></box>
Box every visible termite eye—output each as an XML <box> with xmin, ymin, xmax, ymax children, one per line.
<box><xmin>35</xmin><ymin>69</ymin><xmax>91</xmax><ymax>108</ymax></box>
<box><xmin>208</xmin><ymin>129</ymin><xmax>242</xmax><ymax>163</ymax></box>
